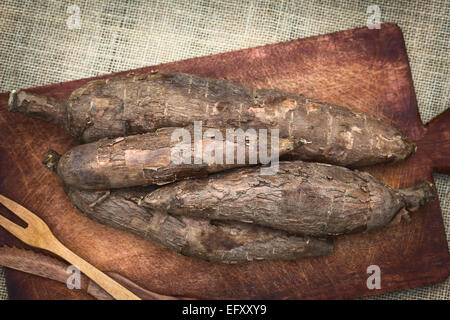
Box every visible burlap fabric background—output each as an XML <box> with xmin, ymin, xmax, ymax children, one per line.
<box><xmin>0</xmin><ymin>0</ymin><xmax>448</xmax><ymax>300</ymax></box>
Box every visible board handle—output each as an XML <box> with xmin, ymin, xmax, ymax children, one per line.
<box><xmin>422</xmin><ymin>108</ymin><xmax>450</xmax><ymax>174</ymax></box>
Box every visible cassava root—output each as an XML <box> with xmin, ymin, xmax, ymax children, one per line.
<box><xmin>10</xmin><ymin>72</ymin><xmax>415</xmax><ymax>167</ymax></box>
<box><xmin>143</xmin><ymin>161</ymin><xmax>436</xmax><ymax>236</ymax></box>
<box><xmin>65</xmin><ymin>185</ymin><xmax>334</xmax><ymax>263</ymax></box>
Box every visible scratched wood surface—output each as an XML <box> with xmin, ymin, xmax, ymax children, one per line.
<box><xmin>0</xmin><ymin>23</ymin><xmax>449</xmax><ymax>299</ymax></box>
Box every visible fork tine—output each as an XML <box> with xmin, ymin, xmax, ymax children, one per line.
<box><xmin>0</xmin><ymin>194</ymin><xmax>34</xmax><ymax>224</ymax></box>
<box><xmin>0</xmin><ymin>214</ymin><xmax>25</xmax><ymax>239</ymax></box>
<box><xmin>0</xmin><ymin>194</ymin><xmax>140</xmax><ymax>299</ymax></box>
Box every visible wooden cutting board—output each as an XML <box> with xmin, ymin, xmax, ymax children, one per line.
<box><xmin>0</xmin><ymin>23</ymin><xmax>449</xmax><ymax>300</ymax></box>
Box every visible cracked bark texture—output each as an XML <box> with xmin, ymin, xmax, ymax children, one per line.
<box><xmin>43</xmin><ymin>127</ymin><xmax>293</xmax><ymax>190</ymax></box>
<box><xmin>65</xmin><ymin>186</ymin><xmax>333</xmax><ymax>263</ymax></box>
<box><xmin>9</xmin><ymin>72</ymin><xmax>414</xmax><ymax>167</ymax></box>
<box><xmin>144</xmin><ymin>161</ymin><xmax>436</xmax><ymax>236</ymax></box>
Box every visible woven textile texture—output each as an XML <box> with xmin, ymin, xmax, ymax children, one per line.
<box><xmin>0</xmin><ymin>0</ymin><xmax>448</xmax><ymax>300</ymax></box>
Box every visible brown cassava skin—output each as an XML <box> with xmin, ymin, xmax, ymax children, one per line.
<box><xmin>144</xmin><ymin>161</ymin><xmax>436</xmax><ymax>237</ymax></box>
<box><xmin>9</xmin><ymin>72</ymin><xmax>415</xmax><ymax>167</ymax></box>
<box><xmin>44</xmin><ymin>127</ymin><xmax>293</xmax><ymax>190</ymax></box>
<box><xmin>64</xmin><ymin>186</ymin><xmax>334</xmax><ymax>263</ymax></box>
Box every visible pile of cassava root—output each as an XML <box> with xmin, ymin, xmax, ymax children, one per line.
<box><xmin>9</xmin><ymin>72</ymin><xmax>435</xmax><ymax>263</ymax></box>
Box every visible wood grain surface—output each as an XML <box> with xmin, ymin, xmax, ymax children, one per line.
<box><xmin>0</xmin><ymin>23</ymin><xmax>449</xmax><ymax>299</ymax></box>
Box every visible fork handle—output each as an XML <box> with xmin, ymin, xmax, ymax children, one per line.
<box><xmin>48</xmin><ymin>239</ymin><xmax>141</xmax><ymax>300</ymax></box>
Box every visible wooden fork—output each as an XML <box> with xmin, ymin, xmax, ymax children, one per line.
<box><xmin>0</xmin><ymin>194</ymin><xmax>141</xmax><ymax>300</ymax></box>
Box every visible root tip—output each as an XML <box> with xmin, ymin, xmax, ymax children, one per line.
<box><xmin>397</xmin><ymin>181</ymin><xmax>436</xmax><ymax>212</ymax></box>
<box><xmin>42</xmin><ymin>149</ymin><xmax>61</xmax><ymax>172</ymax></box>
<box><xmin>8</xmin><ymin>90</ymin><xmax>19</xmax><ymax>112</ymax></box>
